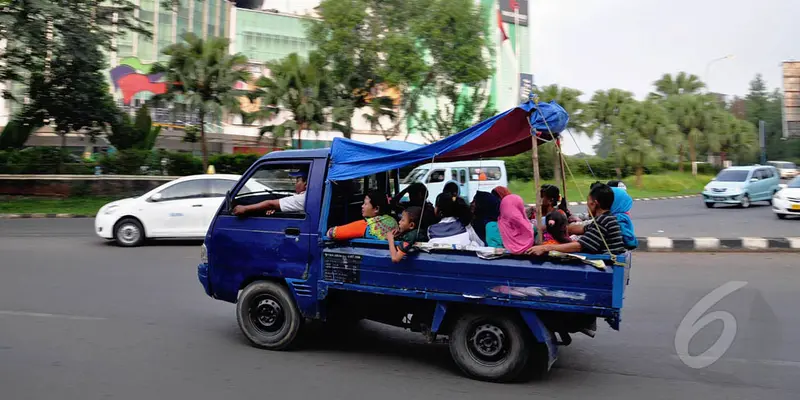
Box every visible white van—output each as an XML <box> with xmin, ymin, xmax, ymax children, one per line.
<box><xmin>400</xmin><ymin>160</ymin><xmax>508</xmax><ymax>204</ymax></box>
<box><xmin>767</xmin><ymin>161</ymin><xmax>798</xmax><ymax>179</ymax></box>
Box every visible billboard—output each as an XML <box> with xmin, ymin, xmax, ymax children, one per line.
<box><xmin>783</xmin><ymin>61</ymin><xmax>800</xmax><ymax>138</ymax></box>
<box><xmin>499</xmin><ymin>0</ymin><xmax>528</xmax><ymax>26</ymax></box>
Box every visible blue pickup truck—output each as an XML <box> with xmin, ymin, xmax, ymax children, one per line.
<box><xmin>197</xmin><ymin>101</ymin><xmax>632</xmax><ymax>382</ymax></box>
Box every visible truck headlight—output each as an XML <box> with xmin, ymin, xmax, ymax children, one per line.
<box><xmin>201</xmin><ymin>243</ymin><xmax>208</xmax><ymax>264</ymax></box>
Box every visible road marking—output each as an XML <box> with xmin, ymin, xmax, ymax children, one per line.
<box><xmin>693</xmin><ymin>237</ymin><xmax>721</xmax><ymax>249</ymax></box>
<box><xmin>646</xmin><ymin>237</ymin><xmax>673</xmax><ymax>249</ymax></box>
<box><xmin>671</xmin><ymin>355</ymin><xmax>800</xmax><ymax>368</ymax></box>
<box><xmin>741</xmin><ymin>237</ymin><xmax>768</xmax><ymax>249</ymax></box>
<box><xmin>0</xmin><ymin>310</ymin><xmax>106</xmax><ymax>321</ymax></box>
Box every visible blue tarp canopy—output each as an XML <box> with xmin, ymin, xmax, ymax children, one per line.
<box><xmin>328</xmin><ymin>100</ymin><xmax>569</xmax><ymax>181</ymax></box>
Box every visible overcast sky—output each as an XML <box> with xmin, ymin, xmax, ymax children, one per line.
<box><xmin>529</xmin><ymin>0</ymin><xmax>799</xmax><ymax>154</ymax></box>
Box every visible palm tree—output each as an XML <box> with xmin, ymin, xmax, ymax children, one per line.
<box><xmin>587</xmin><ymin>89</ymin><xmax>635</xmax><ymax>173</ymax></box>
<box><xmin>362</xmin><ymin>96</ymin><xmax>398</xmax><ymax>140</ymax></box>
<box><xmin>533</xmin><ymin>85</ymin><xmax>585</xmax><ymax>186</ymax></box>
<box><xmin>663</xmin><ymin>94</ymin><xmax>717</xmax><ymax>171</ymax></box>
<box><xmin>610</xmin><ymin>100</ymin><xmax>679</xmax><ymax>188</ymax></box>
<box><xmin>649</xmin><ymin>72</ymin><xmax>706</xmax><ymax>100</ymax></box>
<box><xmin>152</xmin><ymin>33</ymin><xmax>251</xmax><ymax>170</ymax></box>
<box><xmin>254</xmin><ymin>52</ymin><xmax>332</xmax><ymax>150</ymax></box>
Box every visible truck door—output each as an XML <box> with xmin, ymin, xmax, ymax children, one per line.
<box><xmin>209</xmin><ymin>160</ymin><xmax>321</xmax><ymax>283</ymax></box>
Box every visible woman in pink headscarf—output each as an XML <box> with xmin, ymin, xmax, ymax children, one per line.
<box><xmin>498</xmin><ymin>194</ymin><xmax>535</xmax><ymax>254</ymax></box>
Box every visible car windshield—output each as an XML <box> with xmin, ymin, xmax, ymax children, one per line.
<box><xmin>788</xmin><ymin>177</ymin><xmax>800</xmax><ymax>188</ymax></box>
<box><xmin>715</xmin><ymin>170</ymin><xmax>749</xmax><ymax>182</ymax></box>
<box><xmin>402</xmin><ymin>168</ymin><xmax>428</xmax><ymax>184</ymax></box>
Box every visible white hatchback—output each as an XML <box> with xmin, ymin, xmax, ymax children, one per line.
<box><xmin>773</xmin><ymin>177</ymin><xmax>800</xmax><ymax>220</ymax></box>
<box><xmin>95</xmin><ymin>174</ymin><xmax>261</xmax><ymax>246</ymax></box>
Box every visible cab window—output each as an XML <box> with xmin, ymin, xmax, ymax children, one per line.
<box><xmin>232</xmin><ymin>162</ymin><xmax>309</xmax><ymax>218</ymax></box>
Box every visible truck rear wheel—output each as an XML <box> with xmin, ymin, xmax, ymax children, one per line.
<box><xmin>237</xmin><ymin>281</ymin><xmax>301</xmax><ymax>350</ymax></box>
<box><xmin>449</xmin><ymin>312</ymin><xmax>532</xmax><ymax>382</ymax></box>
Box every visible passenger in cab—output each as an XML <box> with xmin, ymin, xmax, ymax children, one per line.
<box><xmin>539</xmin><ymin>184</ymin><xmax>569</xmax><ymax>242</ymax></box>
<box><xmin>232</xmin><ymin>170</ymin><xmax>307</xmax><ymax>216</ymax></box>
<box><xmin>386</xmin><ymin>206</ymin><xmax>422</xmax><ymax>263</ymax></box>
<box><xmin>542</xmin><ymin>211</ymin><xmax>572</xmax><ymax>245</ymax></box>
<box><xmin>471</xmin><ymin>191</ymin><xmax>501</xmax><ymax>246</ymax></box>
<box><xmin>527</xmin><ymin>184</ymin><xmax>626</xmax><ymax>256</ymax></box>
<box><xmin>327</xmin><ymin>190</ymin><xmax>398</xmax><ymax>241</ymax></box>
<box><xmin>497</xmin><ymin>194</ymin><xmax>535</xmax><ymax>254</ymax></box>
<box><xmin>428</xmin><ymin>193</ymin><xmax>483</xmax><ymax>246</ymax></box>
<box><xmin>391</xmin><ymin>182</ymin><xmax>437</xmax><ymax>239</ymax></box>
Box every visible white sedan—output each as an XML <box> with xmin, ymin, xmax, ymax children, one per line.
<box><xmin>772</xmin><ymin>177</ymin><xmax>800</xmax><ymax>220</ymax></box>
<box><xmin>95</xmin><ymin>174</ymin><xmax>262</xmax><ymax>246</ymax></box>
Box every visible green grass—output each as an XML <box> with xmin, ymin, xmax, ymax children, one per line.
<box><xmin>508</xmin><ymin>172</ymin><xmax>714</xmax><ymax>204</ymax></box>
<box><xmin>0</xmin><ymin>196</ymin><xmax>117</xmax><ymax>215</ymax></box>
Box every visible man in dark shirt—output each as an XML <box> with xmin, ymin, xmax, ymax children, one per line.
<box><xmin>527</xmin><ymin>183</ymin><xmax>627</xmax><ymax>255</ymax></box>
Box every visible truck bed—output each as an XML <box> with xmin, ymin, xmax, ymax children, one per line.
<box><xmin>319</xmin><ymin>241</ymin><xmax>631</xmax><ymax>330</ymax></box>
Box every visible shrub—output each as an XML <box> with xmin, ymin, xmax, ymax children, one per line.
<box><xmin>166</xmin><ymin>152</ymin><xmax>203</xmax><ymax>176</ymax></box>
<box><xmin>210</xmin><ymin>153</ymin><xmax>260</xmax><ymax>175</ymax></box>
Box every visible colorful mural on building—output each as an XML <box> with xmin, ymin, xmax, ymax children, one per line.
<box><xmin>109</xmin><ymin>57</ymin><xmax>167</xmax><ymax>105</ymax></box>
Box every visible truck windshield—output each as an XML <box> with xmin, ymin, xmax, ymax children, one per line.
<box><xmin>715</xmin><ymin>170</ymin><xmax>749</xmax><ymax>182</ymax></box>
<box><xmin>402</xmin><ymin>168</ymin><xmax>428</xmax><ymax>184</ymax></box>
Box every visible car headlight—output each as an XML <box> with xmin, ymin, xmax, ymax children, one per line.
<box><xmin>201</xmin><ymin>243</ymin><xmax>208</xmax><ymax>264</ymax></box>
<box><xmin>774</xmin><ymin>191</ymin><xmax>784</xmax><ymax>200</ymax></box>
<box><xmin>103</xmin><ymin>205</ymin><xmax>119</xmax><ymax>215</ymax></box>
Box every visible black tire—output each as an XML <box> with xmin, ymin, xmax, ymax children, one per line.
<box><xmin>449</xmin><ymin>312</ymin><xmax>533</xmax><ymax>382</ymax></box>
<box><xmin>113</xmin><ymin>218</ymin><xmax>145</xmax><ymax>247</ymax></box>
<box><xmin>740</xmin><ymin>194</ymin><xmax>751</xmax><ymax>209</ymax></box>
<box><xmin>705</xmin><ymin>202</ymin><xmax>715</xmax><ymax>208</ymax></box>
<box><xmin>777</xmin><ymin>213</ymin><xmax>787</xmax><ymax>220</ymax></box>
<box><xmin>237</xmin><ymin>281</ymin><xmax>302</xmax><ymax>350</ymax></box>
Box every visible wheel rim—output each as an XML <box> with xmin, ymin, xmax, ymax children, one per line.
<box><xmin>117</xmin><ymin>223</ymin><xmax>140</xmax><ymax>244</ymax></box>
<box><xmin>249</xmin><ymin>294</ymin><xmax>285</xmax><ymax>335</ymax></box>
<box><xmin>465</xmin><ymin>322</ymin><xmax>509</xmax><ymax>366</ymax></box>
<box><xmin>742</xmin><ymin>196</ymin><xmax>750</xmax><ymax>207</ymax></box>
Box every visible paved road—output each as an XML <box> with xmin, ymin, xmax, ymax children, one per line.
<box><xmin>567</xmin><ymin>197</ymin><xmax>799</xmax><ymax>237</ymax></box>
<box><xmin>1</xmin><ymin>221</ymin><xmax>799</xmax><ymax>399</ymax></box>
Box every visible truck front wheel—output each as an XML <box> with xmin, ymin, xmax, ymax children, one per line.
<box><xmin>237</xmin><ymin>281</ymin><xmax>302</xmax><ymax>350</ymax></box>
<box><xmin>449</xmin><ymin>312</ymin><xmax>532</xmax><ymax>382</ymax></box>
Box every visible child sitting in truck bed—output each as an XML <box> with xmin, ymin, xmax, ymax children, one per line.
<box><xmin>428</xmin><ymin>193</ymin><xmax>484</xmax><ymax>246</ymax></box>
<box><xmin>527</xmin><ymin>184</ymin><xmax>626</xmax><ymax>256</ymax></box>
<box><xmin>386</xmin><ymin>206</ymin><xmax>422</xmax><ymax>263</ymax></box>
<box><xmin>327</xmin><ymin>190</ymin><xmax>398</xmax><ymax>241</ymax></box>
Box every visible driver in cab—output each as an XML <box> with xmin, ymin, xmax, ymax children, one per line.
<box><xmin>232</xmin><ymin>170</ymin><xmax>307</xmax><ymax>216</ymax></box>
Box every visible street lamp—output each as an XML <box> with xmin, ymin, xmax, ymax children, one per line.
<box><xmin>704</xmin><ymin>54</ymin><xmax>734</xmax><ymax>90</ymax></box>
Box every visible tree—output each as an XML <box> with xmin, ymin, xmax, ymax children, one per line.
<box><xmin>649</xmin><ymin>72</ymin><xmax>706</xmax><ymax>100</ymax></box>
<box><xmin>250</xmin><ymin>52</ymin><xmax>332</xmax><ymax>150</ymax></box>
<box><xmin>533</xmin><ymin>85</ymin><xmax>585</xmax><ymax>185</ymax></box>
<box><xmin>309</xmin><ymin>0</ymin><xmax>492</xmax><ymax>139</ymax></box>
<box><xmin>107</xmin><ymin>105</ymin><xmax>162</xmax><ymax>150</ymax></box>
<box><xmin>610</xmin><ymin>100</ymin><xmax>679</xmax><ymax>187</ymax></box>
<box><xmin>588</xmin><ymin>89</ymin><xmax>635</xmax><ymax>166</ymax></box>
<box><xmin>663</xmin><ymin>94</ymin><xmax>719</xmax><ymax>171</ymax></box>
<box><xmin>0</xmin><ymin>115</ymin><xmax>41</xmax><ymax>150</ymax></box>
<box><xmin>152</xmin><ymin>33</ymin><xmax>251</xmax><ymax>170</ymax></box>
<box><xmin>0</xmin><ymin>0</ymin><xmax>148</xmax><ymax>102</ymax></box>
<box><xmin>416</xmin><ymin>84</ymin><xmax>495</xmax><ymax>143</ymax></box>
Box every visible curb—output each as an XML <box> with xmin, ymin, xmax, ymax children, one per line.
<box><xmin>0</xmin><ymin>213</ymin><xmax>95</xmax><ymax>219</ymax></box>
<box><xmin>638</xmin><ymin>237</ymin><xmax>800</xmax><ymax>252</ymax></box>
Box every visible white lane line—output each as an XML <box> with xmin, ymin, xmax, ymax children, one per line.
<box><xmin>0</xmin><ymin>310</ymin><xmax>107</xmax><ymax>321</ymax></box>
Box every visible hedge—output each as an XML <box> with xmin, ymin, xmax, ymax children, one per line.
<box><xmin>0</xmin><ymin>147</ymin><xmax>726</xmax><ymax>179</ymax></box>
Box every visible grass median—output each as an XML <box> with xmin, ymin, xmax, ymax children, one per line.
<box><xmin>508</xmin><ymin>172</ymin><xmax>712</xmax><ymax>204</ymax></box>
